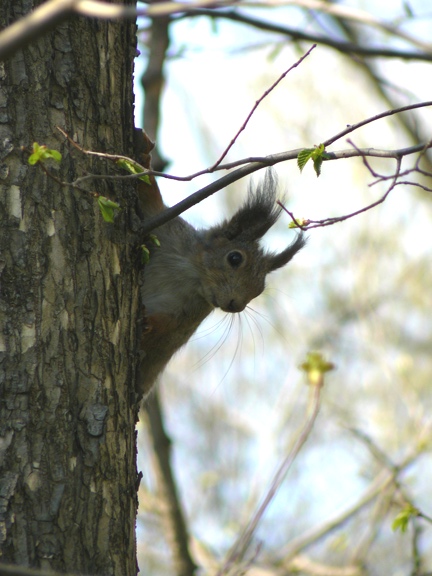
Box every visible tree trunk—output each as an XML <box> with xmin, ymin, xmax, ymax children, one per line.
<box><xmin>0</xmin><ymin>2</ymin><xmax>140</xmax><ymax>574</ymax></box>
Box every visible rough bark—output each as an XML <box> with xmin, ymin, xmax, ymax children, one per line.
<box><xmin>0</xmin><ymin>2</ymin><xmax>140</xmax><ymax>574</ymax></box>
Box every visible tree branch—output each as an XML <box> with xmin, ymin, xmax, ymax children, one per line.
<box><xmin>139</xmin><ymin>140</ymin><xmax>432</xmax><ymax>234</ymax></box>
<box><xmin>323</xmin><ymin>101</ymin><xmax>432</xmax><ymax>147</ymax></box>
<box><xmin>217</xmin><ymin>380</ymin><xmax>323</xmax><ymax>575</ymax></box>
<box><xmin>0</xmin><ymin>0</ymin><xmax>230</xmax><ymax>60</ymax></box>
<box><xmin>53</xmin><ymin>137</ymin><xmax>430</xmax><ymax>233</ymax></box>
<box><xmin>280</xmin><ymin>448</ymin><xmax>423</xmax><ymax>561</ymax></box>
<box><xmin>178</xmin><ymin>9</ymin><xmax>432</xmax><ymax>62</ymax></box>
<box><xmin>139</xmin><ymin>8</ymin><xmax>171</xmax><ymax>171</ymax></box>
<box><xmin>56</xmin><ymin>99</ymin><xmax>432</xmax><ymax>234</ymax></box>
<box><xmin>144</xmin><ymin>391</ymin><xmax>198</xmax><ymax>576</ymax></box>
<box><xmin>312</xmin><ymin>6</ymin><xmax>432</xmax><ymax>173</ymax></box>
<box><xmin>254</xmin><ymin>0</ymin><xmax>432</xmax><ymax>52</ymax></box>
<box><xmin>4</xmin><ymin>1</ymin><xmax>431</xmax><ymax>63</ymax></box>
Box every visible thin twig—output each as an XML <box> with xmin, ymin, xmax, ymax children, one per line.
<box><xmin>411</xmin><ymin>519</ymin><xmax>422</xmax><ymax>576</ymax></box>
<box><xmin>276</xmin><ymin>202</ymin><xmax>310</xmax><ymax>231</ymax></box>
<box><xmin>217</xmin><ymin>381</ymin><xmax>323</xmax><ymax>575</ymax></box>
<box><xmin>349</xmin><ymin>485</ymin><xmax>394</xmax><ymax>564</ymax></box>
<box><xmin>20</xmin><ymin>145</ymin><xmax>101</xmax><ymax>197</ymax></box>
<box><xmin>323</xmin><ymin>101</ymin><xmax>432</xmax><ymax>147</ymax></box>
<box><xmin>280</xmin><ymin>447</ymin><xmax>423</xmax><ymax>561</ymax></box>
<box><xmin>56</xmin><ymin>126</ymin><xmax>144</xmax><ymax>165</ymax></box>
<box><xmin>396</xmin><ymin>181</ymin><xmax>432</xmax><ymax>192</ymax></box>
<box><xmin>209</xmin><ymin>44</ymin><xmax>316</xmax><ymax>170</ymax></box>
<box><xmin>346</xmin><ymin>426</ymin><xmax>394</xmax><ymax>469</ymax></box>
<box><xmin>296</xmin><ymin>157</ymin><xmax>402</xmax><ymax>230</ymax></box>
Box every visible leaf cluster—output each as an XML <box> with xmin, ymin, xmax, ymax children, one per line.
<box><xmin>297</xmin><ymin>144</ymin><xmax>330</xmax><ymax>177</ymax></box>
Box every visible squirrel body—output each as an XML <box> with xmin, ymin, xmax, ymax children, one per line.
<box><xmin>138</xmin><ymin>170</ymin><xmax>305</xmax><ymax>398</ymax></box>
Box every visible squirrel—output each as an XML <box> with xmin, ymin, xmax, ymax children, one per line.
<box><xmin>135</xmin><ymin>139</ymin><xmax>305</xmax><ymax>399</ymax></box>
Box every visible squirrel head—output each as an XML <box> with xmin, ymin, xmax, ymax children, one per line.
<box><xmin>194</xmin><ymin>170</ymin><xmax>305</xmax><ymax>313</ymax></box>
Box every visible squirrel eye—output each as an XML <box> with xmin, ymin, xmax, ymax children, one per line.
<box><xmin>227</xmin><ymin>251</ymin><xmax>244</xmax><ymax>268</ymax></box>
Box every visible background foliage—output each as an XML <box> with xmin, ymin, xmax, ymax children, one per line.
<box><xmin>135</xmin><ymin>1</ymin><xmax>432</xmax><ymax>575</ymax></box>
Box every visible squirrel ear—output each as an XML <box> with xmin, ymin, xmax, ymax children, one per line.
<box><xmin>213</xmin><ymin>170</ymin><xmax>282</xmax><ymax>242</ymax></box>
<box><xmin>266</xmin><ymin>233</ymin><xmax>306</xmax><ymax>272</ymax></box>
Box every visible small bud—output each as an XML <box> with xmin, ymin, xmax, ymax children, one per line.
<box><xmin>299</xmin><ymin>351</ymin><xmax>335</xmax><ymax>387</ymax></box>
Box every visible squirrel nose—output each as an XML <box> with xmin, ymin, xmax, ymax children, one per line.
<box><xmin>224</xmin><ymin>299</ymin><xmax>246</xmax><ymax>313</ymax></box>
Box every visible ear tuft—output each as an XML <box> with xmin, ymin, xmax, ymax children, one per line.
<box><xmin>266</xmin><ymin>232</ymin><xmax>306</xmax><ymax>272</ymax></box>
<box><xmin>210</xmin><ymin>169</ymin><xmax>283</xmax><ymax>242</ymax></box>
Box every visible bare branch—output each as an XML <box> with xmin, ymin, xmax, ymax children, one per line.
<box><xmin>217</xmin><ymin>381</ymin><xmax>323</xmax><ymax>575</ymax></box>
<box><xmin>240</xmin><ymin>0</ymin><xmax>432</xmax><ymax>53</ymax></box>
<box><xmin>4</xmin><ymin>0</ymin><xmax>430</xmax><ymax>63</ymax></box>
<box><xmin>209</xmin><ymin>44</ymin><xmax>316</xmax><ymax>169</ymax></box>
<box><xmin>288</xmin><ymin>554</ymin><xmax>363</xmax><ymax>576</ymax></box>
<box><xmin>56</xmin><ymin>126</ymin><xmax>145</xmax><ymax>164</ymax></box>
<box><xmin>51</xmin><ymin>138</ymin><xmax>432</xmax><ymax>236</ymax></box>
<box><xmin>0</xmin><ymin>0</ymin><xmax>231</xmax><ymax>60</ymax></box>
<box><xmin>78</xmin><ymin>0</ymin><xmax>233</xmax><ymax>18</ymax></box>
<box><xmin>296</xmin><ymin>156</ymin><xmax>402</xmax><ymax>230</ymax></box>
<box><xmin>0</xmin><ymin>0</ymin><xmax>75</xmax><ymax>61</ymax></box>
<box><xmin>140</xmin><ymin>14</ymin><xmax>171</xmax><ymax>171</ymax></box>
<box><xmin>280</xmin><ymin>448</ymin><xmax>424</xmax><ymax>561</ymax></box>
<box><xmin>323</xmin><ymin>102</ymin><xmax>432</xmax><ymax>147</ymax></box>
<box><xmin>144</xmin><ymin>392</ymin><xmax>198</xmax><ymax>576</ymax></box>
<box><xmin>178</xmin><ymin>9</ymin><xmax>432</xmax><ymax>63</ymax></box>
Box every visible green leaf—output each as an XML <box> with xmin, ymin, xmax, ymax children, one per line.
<box><xmin>297</xmin><ymin>144</ymin><xmax>328</xmax><ymax>177</ymax></box>
<box><xmin>392</xmin><ymin>505</ymin><xmax>418</xmax><ymax>533</ymax></box>
<box><xmin>141</xmin><ymin>245</ymin><xmax>150</xmax><ymax>264</ymax></box>
<box><xmin>288</xmin><ymin>217</ymin><xmax>309</xmax><ymax>229</ymax></box>
<box><xmin>116</xmin><ymin>158</ymin><xmax>150</xmax><ymax>183</ymax></box>
<box><xmin>28</xmin><ymin>142</ymin><xmax>41</xmax><ymax>165</ymax></box>
<box><xmin>402</xmin><ymin>1</ymin><xmax>414</xmax><ymax>17</ymax></box>
<box><xmin>28</xmin><ymin>154</ymin><xmax>40</xmax><ymax>165</ymax></box>
<box><xmin>210</xmin><ymin>18</ymin><xmax>218</xmax><ymax>34</ymax></box>
<box><xmin>48</xmin><ymin>149</ymin><xmax>62</xmax><ymax>162</ymax></box>
<box><xmin>28</xmin><ymin>142</ymin><xmax>62</xmax><ymax>165</ymax></box>
<box><xmin>141</xmin><ymin>235</ymin><xmax>160</xmax><ymax>264</ymax></box>
<box><xmin>268</xmin><ymin>42</ymin><xmax>284</xmax><ymax>62</ymax></box>
<box><xmin>97</xmin><ymin>196</ymin><xmax>120</xmax><ymax>223</ymax></box>
<box><xmin>148</xmin><ymin>234</ymin><xmax>160</xmax><ymax>247</ymax></box>
<box><xmin>297</xmin><ymin>148</ymin><xmax>315</xmax><ymax>173</ymax></box>
<box><xmin>313</xmin><ymin>155</ymin><xmax>323</xmax><ymax>177</ymax></box>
